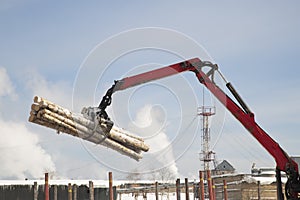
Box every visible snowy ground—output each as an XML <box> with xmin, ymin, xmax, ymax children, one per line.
<box><xmin>118</xmin><ymin>193</ymin><xmax>195</xmax><ymax>200</ymax></box>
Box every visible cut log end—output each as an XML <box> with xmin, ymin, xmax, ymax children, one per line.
<box><xmin>28</xmin><ymin>115</ymin><xmax>36</xmax><ymax>122</ymax></box>
<box><xmin>33</xmin><ymin>96</ymin><xmax>42</xmax><ymax>103</ymax></box>
<box><xmin>31</xmin><ymin>104</ymin><xmax>40</xmax><ymax>112</ymax></box>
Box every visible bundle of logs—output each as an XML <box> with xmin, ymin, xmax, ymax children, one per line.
<box><xmin>29</xmin><ymin>96</ymin><xmax>149</xmax><ymax>161</ymax></box>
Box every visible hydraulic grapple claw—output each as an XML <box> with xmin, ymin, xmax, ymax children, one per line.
<box><xmin>81</xmin><ymin>106</ymin><xmax>114</xmax><ymax>134</ymax></box>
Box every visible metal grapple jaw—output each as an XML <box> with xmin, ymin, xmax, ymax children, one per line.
<box><xmin>81</xmin><ymin>106</ymin><xmax>114</xmax><ymax>134</ymax></box>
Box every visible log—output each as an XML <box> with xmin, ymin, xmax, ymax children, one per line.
<box><xmin>38</xmin><ymin>111</ymin><xmax>80</xmax><ymax>137</ymax></box>
<box><xmin>30</xmin><ymin>110</ymin><xmax>143</xmax><ymax>160</ymax></box>
<box><xmin>29</xmin><ymin>96</ymin><xmax>149</xmax><ymax>161</ymax></box>
<box><xmin>35</xmin><ymin>97</ymin><xmax>145</xmax><ymax>142</ymax></box>
<box><xmin>34</xmin><ymin>96</ymin><xmax>71</xmax><ymax>116</ymax></box>
<box><xmin>109</xmin><ymin>129</ymin><xmax>148</xmax><ymax>152</ymax></box>
<box><xmin>31</xmin><ymin>103</ymin><xmax>41</xmax><ymax>112</ymax></box>
<box><xmin>38</xmin><ymin>108</ymin><xmax>149</xmax><ymax>152</ymax></box>
<box><xmin>33</xmin><ymin>97</ymin><xmax>148</xmax><ymax>152</ymax></box>
<box><xmin>112</xmin><ymin>126</ymin><xmax>144</xmax><ymax>142</ymax></box>
<box><xmin>29</xmin><ymin>115</ymin><xmax>75</xmax><ymax>135</ymax></box>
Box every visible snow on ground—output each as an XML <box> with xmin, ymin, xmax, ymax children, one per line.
<box><xmin>119</xmin><ymin>193</ymin><xmax>194</xmax><ymax>200</ymax></box>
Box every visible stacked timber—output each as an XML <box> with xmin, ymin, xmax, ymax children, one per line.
<box><xmin>29</xmin><ymin>96</ymin><xmax>149</xmax><ymax>161</ymax></box>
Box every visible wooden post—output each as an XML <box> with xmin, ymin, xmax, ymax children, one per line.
<box><xmin>68</xmin><ymin>183</ymin><xmax>72</xmax><ymax>200</ymax></box>
<box><xmin>176</xmin><ymin>178</ymin><xmax>181</xmax><ymax>200</ymax></box>
<box><xmin>109</xmin><ymin>172</ymin><xmax>113</xmax><ymax>200</ymax></box>
<box><xmin>212</xmin><ymin>180</ymin><xmax>215</xmax><ymax>200</ymax></box>
<box><xmin>89</xmin><ymin>181</ymin><xmax>94</xmax><ymax>200</ymax></box>
<box><xmin>258</xmin><ymin>181</ymin><xmax>261</xmax><ymax>200</ymax></box>
<box><xmin>53</xmin><ymin>185</ymin><xmax>58</xmax><ymax>200</ymax></box>
<box><xmin>44</xmin><ymin>173</ymin><xmax>49</xmax><ymax>200</ymax></box>
<box><xmin>223</xmin><ymin>180</ymin><xmax>228</xmax><ymax>200</ymax></box>
<box><xmin>33</xmin><ymin>182</ymin><xmax>38</xmax><ymax>200</ymax></box>
<box><xmin>206</xmin><ymin>170</ymin><xmax>213</xmax><ymax>200</ymax></box>
<box><xmin>185</xmin><ymin>178</ymin><xmax>189</xmax><ymax>200</ymax></box>
<box><xmin>73</xmin><ymin>184</ymin><xmax>78</xmax><ymax>200</ymax></box>
<box><xmin>199</xmin><ymin>171</ymin><xmax>205</xmax><ymax>200</ymax></box>
<box><xmin>155</xmin><ymin>181</ymin><xmax>159</xmax><ymax>200</ymax></box>
<box><xmin>193</xmin><ymin>183</ymin><xmax>196</xmax><ymax>200</ymax></box>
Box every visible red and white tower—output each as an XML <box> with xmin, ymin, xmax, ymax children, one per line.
<box><xmin>198</xmin><ymin>105</ymin><xmax>216</xmax><ymax>171</ymax></box>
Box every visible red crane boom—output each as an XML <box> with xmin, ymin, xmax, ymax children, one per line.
<box><xmin>98</xmin><ymin>58</ymin><xmax>300</xmax><ymax>199</ymax></box>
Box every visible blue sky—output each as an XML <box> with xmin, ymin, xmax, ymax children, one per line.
<box><xmin>0</xmin><ymin>1</ymin><xmax>299</xmax><ymax>180</ymax></box>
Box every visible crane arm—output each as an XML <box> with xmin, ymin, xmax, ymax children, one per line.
<box><xmin>97</xmin><ymin>58</ymin><xmax>300</xmax><ymax>199</ymax></box>
<box><xmin>104</xmin><ymin>57</ymin><xmax>297</xmax><ymax>172</ymax></box>
<box><xmin>112</xmin><ymin>58</ymin><xmax>200</xmax><ymax>92</ymax></box>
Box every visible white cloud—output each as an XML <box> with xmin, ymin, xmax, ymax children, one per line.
<box><xmin>0</xmin><ymin>118</ymin><xmax>56</xmax><ymax>179</ymax></box>
<box><xmin>0</xmin><ymin>68</ymin><xmax>56</xmax><ymax>179</ymax></box>
<box><xmin>0</xmin><ymin>67</ymin><xmax>17</xmax><ymax>100</ymax></box>
<box><xmin>25</xmin><ymin>69</ymin><xmax>73</xmax><ymax>108</ymax></box>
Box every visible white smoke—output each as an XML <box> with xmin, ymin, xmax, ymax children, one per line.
<box><xmin>130</xmin><ymin>104</ymin><xmax>179</xmax><ymax>178</ymax></box>
<box><xmin>0</xmin><ymin>119</ymin><xmax>56</xmax><ymax>179</ymax></box>
<box><xmin>0</xmin><ymin>67</ymin><xmax>17</xmax><ymax>100</ymax></box>
<box><xmin>0</xmin><ymin>67</ymin><xmax>56</xmax><ymax>179</ymax></box>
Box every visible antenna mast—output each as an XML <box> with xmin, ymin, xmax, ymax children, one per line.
<box><xmin>198</xmin><ymin>89</ymin><xmax>216</xmax><ymax>171</ymax></box>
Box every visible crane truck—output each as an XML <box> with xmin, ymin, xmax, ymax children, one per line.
<box><xmin>87</xmin><ymin>58</ymin><xmax>300</xmax><ymax>199</ymax></box>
